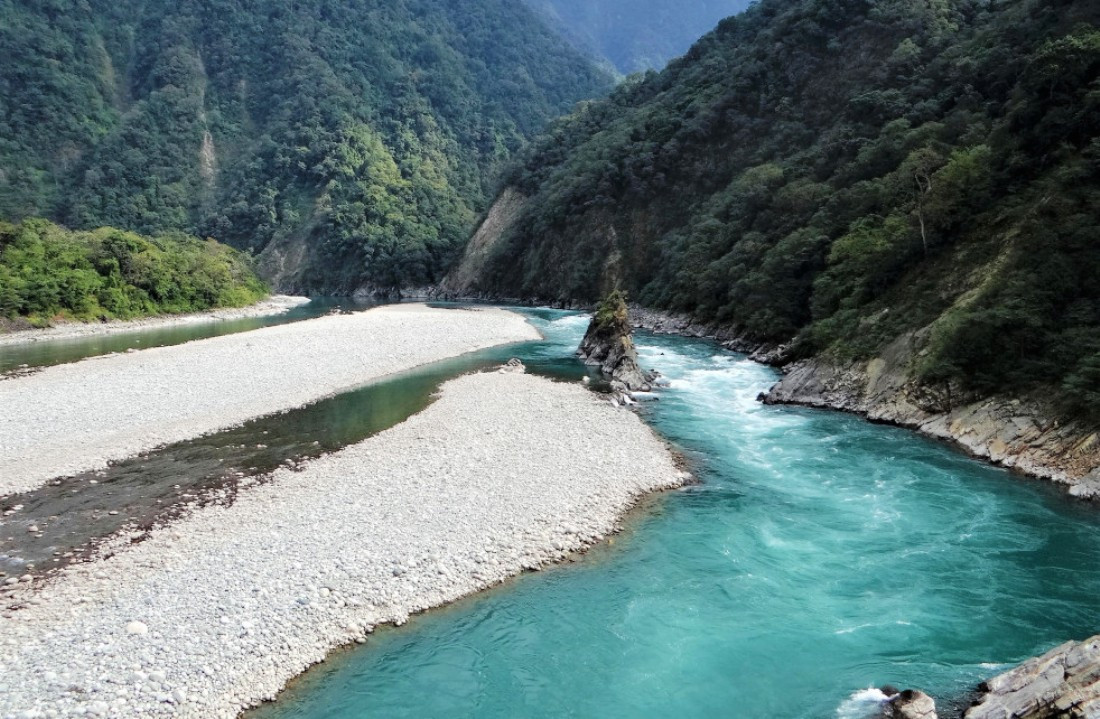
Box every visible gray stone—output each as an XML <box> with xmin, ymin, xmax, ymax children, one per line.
<box><xmin>965</xmin><ymin>635</ymin><xmax>1100</xmax><ymax>719</ymax></box>
<box><xmin>885</xmin><ymin>690</ymin><xmax>938</xmax><ymax>719</ymax></box>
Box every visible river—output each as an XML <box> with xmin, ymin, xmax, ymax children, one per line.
<box><xmin>5</xmin><ymin>305</ymin><xmax>1100</xmax><ymax>718</ymax></box>
<box><xmin>250</xmin><ymin>310</ymin><xmax>1100</xmax><ymax>719</ymax></box>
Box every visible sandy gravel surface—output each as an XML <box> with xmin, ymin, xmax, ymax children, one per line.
<box><xmin>0</xmin><ymin>304</ymin><xmax>538</xmax><ymax>496</ymax></box>
<box><xmin>0</xmin><ymin>296</ymin><xmax>312</xmax><ymax>346</ymax></box>
<box><xmin>0</xmin><ymin>369</ymin><xmax>685</xmax><ymax>719</ymax></box>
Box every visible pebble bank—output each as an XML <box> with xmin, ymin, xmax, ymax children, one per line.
<box><xmin>0</xmin><ymin>304</ymin><xmax>538</xmax><ymax>496</ymax></box>
<box><xmin>0</xmin><ymin>369</ymin><xmax>684</xmax><ymax>719</ymax></box>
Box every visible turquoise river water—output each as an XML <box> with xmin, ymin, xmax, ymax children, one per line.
<box><xmin>241</xmin><ymin>309</ymin><xmax>1100</xmax><ymax>719</ymax></box>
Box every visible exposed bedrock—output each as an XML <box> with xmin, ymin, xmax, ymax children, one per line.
<box><xmin>883</xmin><ymin>635</ymin><xmax>1100</xmax><ymax>719</ymax></box>
<box><xmin>762</xmin><ymin>332</ymin><xmax>1100</xmax><ymax>499</ymax></box>
<box><xmin>963</xmin><ymin>636</ymin><xmax>1100</xmax><ymax>719</ymax></box>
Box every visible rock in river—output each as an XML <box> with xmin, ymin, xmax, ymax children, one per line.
<box><xmin>577</xmin><ymin>290</ymin><xmax>655</xmax><ymax>392</ymax></box>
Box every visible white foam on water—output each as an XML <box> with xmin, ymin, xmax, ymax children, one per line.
<box><xmin>836</xmin><ymin>687</ymin><xmax>891</xmax><ymax>719</ymax></box>
<box><xmin>547</xmin><ymin>314</ymin><xmax>591</xmax><ymax>330</ymax></box>
<box><xmin>834</xmin><ymin>623</ymin><xmax>876</xmax><ymax>636</ymax></box>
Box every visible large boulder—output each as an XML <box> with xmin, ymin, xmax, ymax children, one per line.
<box><xmin>577</xmin><ymin>291</ymin><xmax>655</xmax><ymax>392</ymax></box>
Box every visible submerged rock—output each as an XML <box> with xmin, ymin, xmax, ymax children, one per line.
<box><xmin>964</xmin><ymin>635</ymin><xmax>1100</xmax><ymax>719</ymax></box>
<box><xmin>577</xmin><ymin>291</ymin><xmax>655</xmax><ymax>392</ymax></box>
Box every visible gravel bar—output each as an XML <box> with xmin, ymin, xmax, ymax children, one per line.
<box><xmin>0</xmin><ymin>304</ymin><xmax>539</xmax><ymax>496</ymax></box>
<box><xmin>0</xmin><ymin>369</ymin><xmax>686</xmax><ymax>719</ymax></box>
<box><xmin>0</xmin><ymin>296</ymin><xmax>311</xmax><ymax>346</ymax></box>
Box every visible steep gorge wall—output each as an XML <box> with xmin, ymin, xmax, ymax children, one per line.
<box><xmin>438</xmin><ymin>187</ymin><xmax>530</xmax><ymax>296</ymax></box>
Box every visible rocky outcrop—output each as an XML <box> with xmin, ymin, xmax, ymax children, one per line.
<box><xmin>762</xmin><ymin>332</ymin><xmax>1100</xmax><ymax>499</ymax></box>
<box><xmin>578</xmin><ymin>292</ymin><xmax>655</xmax><ymax>392</ymax></box>
<box><xmin>885</xmin><ymin>689</ymin><xmax>939</xmax><ymax>719</ymax></box>
<box><xmin>257</xmin><ymin>229</ymin><xmax>312</xmax><ymax>293</ymax></box>
<box><xmin>875</xmin><ymin>637</ymin><xmax>1100</xmax><ymax>719</ymax></box>
<box><xmin>963</xmin><ymin>636</ymin><xmax>1100</xmax><ymax>719</ymax></box>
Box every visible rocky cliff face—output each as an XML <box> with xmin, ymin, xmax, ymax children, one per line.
<box><xmin>438</xmin><ymin>188</ymin><xmax>530</xmax><ymax>297</ymax></box>
<box><xmin>963</xmin><ymin>636</ymin><xmax>1100</xmax><ymax>719</ymax></box>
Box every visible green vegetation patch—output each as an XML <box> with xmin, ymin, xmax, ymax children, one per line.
<box><xmin>0</xmin><ymin>218</ymin><xmax>268</xmax><ymax>327</ymax></box>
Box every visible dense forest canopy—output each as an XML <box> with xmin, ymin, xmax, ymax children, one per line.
<box><xmin>0</xmin><ymin>0</ymin><xmax>612</xmax><ymax>294</ymax></box>
<box><xmin>0</xmin><ymin>218</ymin><xmax>267</xmax><ymax>327</ymax></box>
<box><xmin>523</xmin><ymin>0</ymin><xmax>753</xmax><ymax>73</ymax></box>
<box><xmin>455</xmin><ymin>0</ymin><xmax>1100</xmax><ymax>421</ymax></box>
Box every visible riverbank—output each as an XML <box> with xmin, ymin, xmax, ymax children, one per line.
<box><xmin>762</xmin><ymin>355</ymin><xmax>1100</xmax><ymax>500</ymax></box>
<box><xmin>0</xmin><ymin>304</ymin><xmax>539</xmax><ymax>497</ymax></box>
<box><xmin>0</xmin><ymin>295</ymin><xmax>312</xmax><ymax>346</ymax></box>
<box><xmin>0</xmin><ymin>369</ymin><xmax>686</xmax><ymax>719</ymax></box>
<box><xmin>621</xmin><ymin>306</ymin><xmax>1100</xmax><ymax>500</ymax></box>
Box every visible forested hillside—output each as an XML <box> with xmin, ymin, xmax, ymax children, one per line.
<box><xmin>0</xmin><ymin>218</ymin><xmax>267</xmax><ymax>327</ymax></box>
<box><xmin>0</xmin><ymin>0</ymin><xmax>611</xmax><ymax>295</ymax></box>
<box><xmin>448</xmin><ymin>0</ymin><xmax>1100</xmax><ymax>421</ymax></box>
<box><xmin>523</xmin><ymin>0</ymin><xmax>752</xmax><ymax>73</ymax></box>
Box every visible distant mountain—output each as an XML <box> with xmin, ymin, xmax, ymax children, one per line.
<box><xmin>524</xmin><ymin>0</ymin><xmax>753</xmax><ymax>73</ymax></box>
<box><xmin>445</xmin><ymin>0</ymin><xmax>1100</xmax><ymax>423</ymax></box>
<box><xmin>0</xmin><ymin>0</ymin><xmax>612</xmax><ymax>295</ymax></box>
